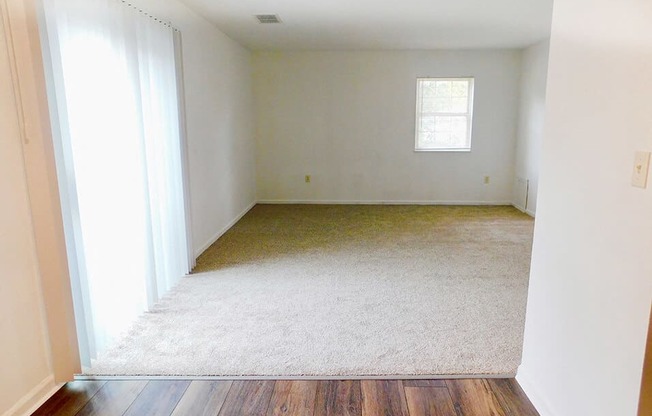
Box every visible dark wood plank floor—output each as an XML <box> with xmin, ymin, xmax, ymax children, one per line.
<box><xmin>33</xmin><ymin>379</ymin><xmax>538</xmax><ymax>416</ymax></box>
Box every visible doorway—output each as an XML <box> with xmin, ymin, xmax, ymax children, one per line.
<box><xmin>40</xmin><ymin>0</ymin><xmax>192</xmax><ymax>368</ymax></box>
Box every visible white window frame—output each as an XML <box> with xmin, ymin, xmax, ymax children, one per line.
<box><xmin>414</xmin><ymin>77</ymin><xmax>475</xmax><ymax>152</ymax></box>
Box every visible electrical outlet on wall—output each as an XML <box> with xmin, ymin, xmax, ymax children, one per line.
<box><xmin>484</xmin><ymin>176</ymin><xmax>490</xmax><ymax>184</ymax></box>
<box><xmin>632</xmin><ymin>151</ymin><xmax>651</xmax><ymax>189</ymax></box>
<box><xmin>305</xmin><ymin>175</ymin><xmax>311</xmax><ymax>183</ymax></box>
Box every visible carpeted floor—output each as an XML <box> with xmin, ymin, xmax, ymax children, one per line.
<box><xmin>88</xmin><ymin>204</ymin><xmax>534</xmax><ymax>376</ymax></box>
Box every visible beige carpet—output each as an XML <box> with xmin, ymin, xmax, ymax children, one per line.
<box><xmin>88</xmin><ymin>204</ymin><xmax>534</xmax><ymax>376</ymax></box>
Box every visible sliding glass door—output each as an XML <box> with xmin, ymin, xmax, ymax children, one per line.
<box><xmin>39</xmin><ymin>0</ymin><xmax>192</xmax><ymax>367</ymax></box>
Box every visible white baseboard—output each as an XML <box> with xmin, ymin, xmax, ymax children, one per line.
<box><xmin>258</xmin><ymin>199</ymin><xmax>514</xmax><ymax>206</ymax></box>
<box><xmin>512</xmin><ymin>202</ymin><xmax>526</xmax><ymax>211</ymax></box>
<box><xmin>511</xmin><ymin>203</ymin><xmax>535</xmax><ymax>218</ymax></box>
<box><xmin>194</xmin><ymin>201</ymin><xmax>256</xmax><ymax>259</ymax></box>
<box><xmin>516</xmin><ymin>366</ymin><xmax>556</xmax><ymax>416</ymax></box>
<box><xmin>1</xmin><ymin>375</ymin><xmax>60</xmax><ymax>416</ymax></box>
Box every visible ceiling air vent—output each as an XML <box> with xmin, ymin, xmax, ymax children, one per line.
<box><xmin>255</xmin><ymin>14</ymin><xmax>282</xmax><ymax>24</ymax></box>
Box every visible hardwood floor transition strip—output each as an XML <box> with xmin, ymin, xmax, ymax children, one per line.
<box><xmin>73</xmin><ymin>373</ymin><xmax>515</xmax><ymax>381</ymax></box>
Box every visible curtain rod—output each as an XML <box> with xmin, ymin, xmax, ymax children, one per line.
<box><xmin>120</xmin><ymin>0</ymin><xmax>180</xmax><ymax>32</ymax></box>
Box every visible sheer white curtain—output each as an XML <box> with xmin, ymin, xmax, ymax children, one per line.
<box><xmin>41</xmin><ymin>0</ymin><xmax>191</xmax><ymax>363</ymax></box>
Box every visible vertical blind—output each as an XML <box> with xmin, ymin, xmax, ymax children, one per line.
<box><xmin>41</xmin><ymin>0</ymin><xmax>191</xmax><ymax>364</ymax></box>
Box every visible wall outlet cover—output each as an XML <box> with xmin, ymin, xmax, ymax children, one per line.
<box><xmin>632</xmin><ymin>151</ymin><xmax>651</xmax><ymax>189</ymax></box>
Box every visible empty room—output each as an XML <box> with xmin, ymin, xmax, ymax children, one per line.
<box><xmin>2</xmin><ymin>0</ymin><xmax>652</xmax><ymax>416</ymax></box>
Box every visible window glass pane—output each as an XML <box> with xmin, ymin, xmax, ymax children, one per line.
<box><xmin>435</xmin><ymin>116</ymin><xmax>452</xmax><ymax>132</ymax></box>
<box><xmin>451</xmin><ymin>116</ymin><xmax>468</xmax><ymax>146</ymax></box>
<box><xmin>420</xmin><ymin>116</ymin><xmax>435</xmax><ymax>132</ymax></box>
<box><xmin>435</xmin><ymin>81</ymin><xmax>452</xmax><ymax>96</ymax></box>
<box><xmin>421</xmin><ymin>81</ymin><xmax>437</xmax><ymax>97</ymax></box>
<box><xmin>435</xmin><ymin>132</ymin><xmax>452</xmax><ymax>146</ymax></box>
<box><xmin>451</xmin><ymin>81</ymin><xmax>468</xmax><ymax>97</ymax></box>
<box><xmin>450</xmin><ymin>132</ymin><xmax>467</xmax><ymax>146</ymax></box>
<box><xmin>434</xmin><ymin>96</ymin><xmax>451</xmax><ymax>112</ymax></box>
<box><xmin>421</xmin><ymin>97</ymin><xmax>436</xmax><ymax>112</ymax></box>
<box><xmin>451</xmin><ymin>97</ymin><xmax>468</xmax><ymax>113</ymax></box>
<box><xmin>418</xmin><ymin>131</ymin><xmax>436</xmax><ymax>146</ymax></box>
<box><xmin>451</xmin><ymin>116</ymin><xmax>468</xmax><ymax>134</ymax></box>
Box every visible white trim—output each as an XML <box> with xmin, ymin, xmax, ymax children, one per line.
<box><xmin>257</xmin><ymin>199</ymin><xmax>513</xmax><ymax>206</ymax></box>
<box><xmin>413</xmin><ymin>148</ymin><xmax>471</xmax><ymax>153</ymax></box>
<box><xmin>37</xmin><ymin>0</ymin><xmax>97</xmax><ymax>366</ymax></box>
<box><xmin>516</xmin><ymin>366</ymin><xmax>557</xmax><ymax>416</ymax></box>
<box><xmin>1</xmin><ymin>375</ymin><xmax>60</xmax><ymax>416</ymax></box>
<box><xmin>194</xmin><ymin>201</ymin><xmax>256</xmax><ymax>259</ymax></box>
<box><xmin>511</xmin><ymin>203</ymin><xmax>536</xmax><ymax>218</ymax></box>
<box><xmin>75</xmin><ymin>373</ymin><xmax>514</xmax><ymax>381</ymax></box>
<box><xmin>4</xmin><ymin>0</ymin><xmax>58</xmax><ymax>381</ymax></box>
<box><xmin>0</xmin><ymin>0</ymin><xmax>28</xmax><ymax>146</ymax></box>
<box><xmin>512</xmin><ymin>202</ymin><xmax>526</xmax><ymax>212</ymax></box>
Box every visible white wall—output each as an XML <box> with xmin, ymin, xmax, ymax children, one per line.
<box><xmin>513</xmin><ymin>40</ymin><xmax>549</xmax><ymax>216</ymax></box>
<box><xmin>253</xmin><ymin>50</ymin><xmax>521</xmax><ymax>204</ymax></box>
<box><xmin>0</xmin><ymin>9</ymin><xmax>54</xmax><ymax>415</ymax></box>
<box><xmin>131</xmin><ymin>0</ymin><xmax>256</xmax><ymax>256</ymax></box>
<box><xmin>518</xmin><ymin>0</ymin><xmax>652</xmax><ymax>415</ymax></box>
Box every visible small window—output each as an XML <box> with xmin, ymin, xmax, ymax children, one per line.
<box><xmin>415</xmin><ymin>77</ymin><xmax>474</xmax><ymax>151</ymax></box>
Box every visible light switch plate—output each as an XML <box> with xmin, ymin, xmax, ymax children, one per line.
<box><xmin>632</xmin><ymin>151</ymin><xmax>651</xmax><ymax>189</ymax></box>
